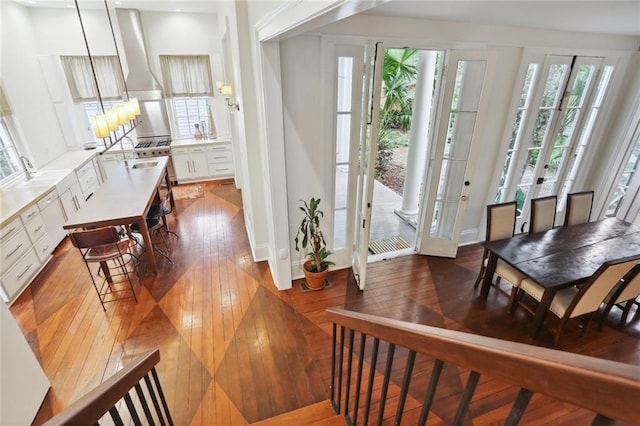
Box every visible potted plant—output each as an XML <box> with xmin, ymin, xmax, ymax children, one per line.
<box><xmin>294</xmin><ymin>197</ymin><xmax>334</xmax><ymax>290</ymax></box>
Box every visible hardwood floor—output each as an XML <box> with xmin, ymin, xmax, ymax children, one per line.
<box><xmin>9</xmin><ymin>180</ymin><xmax>640</xmax><ymax>425</ymax></box>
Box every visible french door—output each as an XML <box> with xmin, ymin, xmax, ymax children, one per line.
<box><xmin>495</xmin><ymin>55</ymin><xmax>615</xmax><ymax>230</ymax></box>
<box><xmin>417</xmin><ymin>50</ymin><xmax>494</xmax><ymax>257</ymax></box>
<box><xmin>351</xmin><ymin>43</ymin><xmax>384</xmax><ymax>290</ymax></box>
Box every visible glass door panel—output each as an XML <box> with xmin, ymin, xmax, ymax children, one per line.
<box><xmin>496</xmin><ymin>55</ymin><xmax>613</xmax><ymax>230</ymax></box>
<box><xmin>418</xmin><ymin>51</ymin><xmax>491</xmax><ymax>256</ymax></box>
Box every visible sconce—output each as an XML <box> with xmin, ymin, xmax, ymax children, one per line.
<box><xmin>218</xmin><ymin>83</ymin><xmax>240</xmax><ymax>112</ymax></box>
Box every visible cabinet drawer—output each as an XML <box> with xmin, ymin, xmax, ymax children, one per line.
<box><xmin>24</xmin><ymin>215</ymin><xmax>47</xmax><ymax>243</ymax></box>
<box><xmin>208</xmin><ymin>163</ymin><xmax>234</xmax><ymax>178</ymax></box>
<box><xmin>1</xmin><ymin>227</ymin><xmax>31</xmax><ymax>270</ymax></box>
<box><xmin>0</xmin><ymin>248</ymin><xmax>40</xmax><ymax>302</ymax></box>
<box><xmin>1</xmin><ymin>217</ymin><xmax>22</xmax><ymax>241</ymax></box>
<box><xmin>37</xmin><ymin>189</ymin><xmax>59</xmax><ymax>211</ymax></box>
<box><xmin>33</xmin><ymin>233</ymin><xmax>54</xmax><ymax>263</ymax></box>
<box><xmin>207</xmin><ymin>143</ymin><xmax>232</xmax><ymax>152</ymax></box>
<box><xmin>20</xmin><ymin>204</ymin><xmax>40</xmax><ymax>223</ymax></box>
<box><xmin>172</xmin><ymin>147</ymin><xmax>190</xmax><ymax>155</ymax></box>
<box><xmin>207</xmin><ymin>151</ymin><xmax>233</xmax><ymax>163</ymax></box>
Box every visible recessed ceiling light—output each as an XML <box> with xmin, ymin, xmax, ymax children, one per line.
<box><xmin>28</xmin><ymin>1</ymin><xmax>37</xmax><ymax>4</ymax></box>
<box><xmin>175</xmin><ymin>9</ymin><xmax>181</xmax><ymax>12</ymax></box>
<box><xmin>66</xmin><ymin>4</ymin><xmax>74</xmax><ymax>8</ymax></box>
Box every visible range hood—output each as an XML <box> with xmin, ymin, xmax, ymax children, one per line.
<box><xmin>116</xmin><ymin>8</ymin><xmax>170</xmax><ymax>138</ymax></box>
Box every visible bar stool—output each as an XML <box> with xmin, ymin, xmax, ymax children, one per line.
<box><xmin>131</xmin><ymin>197</ymin><xmax>178</xmax><ymax>264</ymax></box>
<box><xmin>69</xmin><ymin>226</ymin><xmax>138</xmax><ymax>311</ymax></box>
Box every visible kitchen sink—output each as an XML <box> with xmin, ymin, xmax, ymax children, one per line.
<box><xmin>131</xmin><ymin>161</ymin><xmax>158</xmax><ymax>169</ymax></box>
<box><xmin>11</xmin><ymin>170</ymin><xmax>71</xmax><ymax>188</ymax></box>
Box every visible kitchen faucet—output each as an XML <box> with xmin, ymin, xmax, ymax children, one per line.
<box><xmin>20</xmin><ymin>155</ymin><xmax>34</xmax><ymax>180</ymax></box>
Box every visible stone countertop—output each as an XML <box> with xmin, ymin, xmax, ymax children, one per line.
<box><xmin>170</xmin><ymin>137</ymin><xmax>231</xmax><ymax>148</ymax></box>
<box><xmin>0</xmin><ymin>150</ymin><xmax>99</xmax><ymax>226</ymax></box>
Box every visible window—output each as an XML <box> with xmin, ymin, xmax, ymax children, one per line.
<box><xmin>61</xmin><ymin>56</ymin><xmax>126</xmax><ymax>140</ymax></box>
<box><xmin>494</xmin><ymin>55</ymin><xmax>614</xmax><ymax>226</ymax></box>
<box><xmin>160</xmin><ymin>55</ymin><xmax>215</xmax><ymax>138</ymax></box>
<box><xmin>0</xmin><ymin>85</ymin><xmax>22</xmax><ymax>182</ymax></box>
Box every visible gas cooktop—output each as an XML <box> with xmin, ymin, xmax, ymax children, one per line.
<box><xmin>134</xmin><ymin>136</ymin><xmax>172</xmax><ymax>150</ymax></box>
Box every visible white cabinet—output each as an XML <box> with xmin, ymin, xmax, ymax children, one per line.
<box><xmin>172</xmin><ymin>146</ymin><xmax>209</xmax><ymax>181</ymax></box>
<box><xmin>76</xmin><ymin>158</ymin><xmax>100</xmax><ymax>199</ymax></box>
<box><xmin>56</xmin><ymin>172</ymin><xmax>85</xmax><ymax>219</ymax></box>
<box><xmin>206</xmin><ymin>142</ymin><xmax>234</xmax><ymax>179</ymax></box>
<box><xmin>37</xmin><ymin>188</ymin><xmax>66</xmax><ymax>249</ymax></box>
<box><xmin>172</xmin><ymin>141</ymin><xmax>234</xmax><ymax>183</ymax></box>
<box><xmin>0</xmin><ymin>214</ymin><xmax>42</xmax><ymax>302</ymax></box>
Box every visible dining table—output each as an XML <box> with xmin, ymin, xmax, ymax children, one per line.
<box><xmin>480</xmin><ymin>217</ymin><xmax>640</xmax><ymax>337</ymax></box>
<box><xmin>63</xmin><ymin>156</ymin><xmax>174</xmax><ymax>275</ymax></box>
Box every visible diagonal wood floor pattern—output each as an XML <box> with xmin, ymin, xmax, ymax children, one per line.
<box><xmin>9</xmin><ymin>180</ymin><xmax>640</xmax><ymax>425</ymax></box>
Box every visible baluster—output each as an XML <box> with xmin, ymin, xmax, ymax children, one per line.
<box><xmin>418</xmin><ymin>359</ymin><xmax>444</xmax><ymax>426</ymax></box>
<box><xmin>376</xmin><ymin>343</ymin><xmax>396</xmax><ymax>425</ymax></box>
<box><xmin>134</xmin><ymin>382</ymin><xmax>155</xmax><ymax>425</ymax></box>
<box><xmin>452</xmin><ymin>370</ymin><xmax>480</xmax><ymax>426</ymax></box>
<box><xmin>330</xmin><ymin>323</ymin><xmax>338</xmax><ymax>411</ymax></box>
<box><xmin>144</xmin><ymin>374</ymin><xmax>165</xmax><ymax>425</ymax></box>
<box><xmin>394</xmin><ymin>350</ymin><xmax>416</xmax><ymax>425</ymax></box>
<box><xmin>350</xmin><ymin>333</ymin><xmax>367</xmax><ymax>426</ymax></box>
<box><xmin>362</xmin><ymin>337</ymin><xmax>380</xmax><ymax>425</ymax></box>
<box><xmin>124</xmin><ymin>392</ymin><xmax>143</xmax><ymax>425</ymax></box>
<box><xmin>337</xmin><ymin>325</ymin><xmax>346</xmax><ymax>413</ymax></box>
<box><xmin>108</xmin><ymin>406</ymin><xmax>125</xmax><ymax>426</ymax></box>
<box><xmin>344</xmin><ymin>329</ymin><xmax>355</xmax><ymax>418</ymax></box>
<box><xmin>151</xmin><ymin>368</ymin><xmax>174</xmax><ymax>425</ymax></box>
<box><xmin>505</xmin><ymin>388</ymin><xmax>533</xmax><ymax>426</ymax></box>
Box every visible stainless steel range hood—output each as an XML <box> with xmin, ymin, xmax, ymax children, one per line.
<box><xmin>116</xmin><ymin>8</ymin><xmax>170</xmax><ymax>138</ymax></box>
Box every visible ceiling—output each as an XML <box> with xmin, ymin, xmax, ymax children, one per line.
<box><xmin>365</xmin><ymin>1</ymin><xmax>640</xmax><ymax>37</ymax></box>
<box><xmin>13</xmin><ymin>0</ymin><xmax>640</xmax><ymax>37</ymax></box>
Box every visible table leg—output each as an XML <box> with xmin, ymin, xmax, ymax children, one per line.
<box><xmin>99</xmin><ymin>261</ymin><xmax>113</xmax><ymax>283</ymax></box>
<box><xmin>135</xmin><ymin>217</ymin><xmax>157</xmax><ymax>274</ymax></box>
<box><xmin>480</xmin><ymin>252</ymin><xmax>498</xmax><ymax>298</ymax></box>
<box><xmin>532</xmin><ymin>289</ymin><xmax>556</xmax><ymax>338</ymax></box>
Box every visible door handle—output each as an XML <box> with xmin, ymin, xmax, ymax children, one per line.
<box><xmin>461</xmin><ymin>195</ymin><xmax>469</xmax><ymax>201</ymax></box>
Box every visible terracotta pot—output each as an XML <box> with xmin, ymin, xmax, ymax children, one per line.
<box><xmin>303</xmin><ymin>260</ymin><xmax>329</xmax><ymax>290</ymax></box>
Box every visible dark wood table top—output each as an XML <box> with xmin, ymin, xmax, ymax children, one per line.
<box><xmin>482</xmin><ymin>218</ymin><xmax>640</xmax><ymax>289</ymax></box>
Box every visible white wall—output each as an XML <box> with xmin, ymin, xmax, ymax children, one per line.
<box><xmin>1</xmin><ymin>2</ymin><xmax>69</xmax><ymax>167</ymax></box>
<box><xmin>260</xmin><ymin>8</ymin><xmax>640</xmax><ymax>280</ymax></box>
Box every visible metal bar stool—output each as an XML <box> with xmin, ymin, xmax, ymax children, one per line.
<box><xmin>69</xmin><ymin>226</ymin><xmax>138</xmax><ymax>311</ymax></box>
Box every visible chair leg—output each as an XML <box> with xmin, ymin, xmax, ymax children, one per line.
<box><xmin>507</xmin><ymin>287</ymin><xmax>519</xmax><ymax>314</ymax></box>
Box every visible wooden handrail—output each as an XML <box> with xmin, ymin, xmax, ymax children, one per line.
<box><xmin>43</xmin><ymin>349</ymin><xmax>162</xmax><ymax>426</ymax></box>
<box><xmin>326</xmin><ymin>308</ymin><xmax>640</xmax><ymax>424</ymax></box>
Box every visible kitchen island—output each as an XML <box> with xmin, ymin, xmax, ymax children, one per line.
<box><xmin>63</xmin><ymin>157</ymin><xmax>174</xmax><ymax>274</ymax></box>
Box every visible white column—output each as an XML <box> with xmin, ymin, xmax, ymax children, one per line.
<box><xmin>396</xmin><ymin>51</ymin><xmax>438</xmax><ymax>222</ymax></box>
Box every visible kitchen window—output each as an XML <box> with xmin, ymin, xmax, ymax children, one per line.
<box><xmin>60</xmin><ymin>56</ymin><xmax>126</xmax><ymax>140</ymax></box>
<box><xmin>0</xmin><ymin>86</ymin><xmax>22</xmax><ymax>182</ymax></box>
<box><xmin>160</xmin><ymin>55</ymin><xmax>215</xmax><ymax>138</ymax></box>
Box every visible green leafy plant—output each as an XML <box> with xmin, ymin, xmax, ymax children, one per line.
<box><xmin>294</xmin><ymin>198</ymin><xmax>335</xmax><ymax>272</ymax></box>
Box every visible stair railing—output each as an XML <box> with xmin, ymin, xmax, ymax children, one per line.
<box><xmin>43</xmin><ymin>348</ymin><xmax>173</xmax><ymax>426</ymax></box>
<box><xmin>327</xmin><ymin>308</ymin><xmax>640</xmax><ymax>425</ymax></box>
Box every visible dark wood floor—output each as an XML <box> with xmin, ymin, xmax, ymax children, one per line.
<box><xmin>9</xmin><ymin>181</ymin><xmax>640</xmax><ymax>425</ymax></box>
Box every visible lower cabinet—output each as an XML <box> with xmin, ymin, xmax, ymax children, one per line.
<box><xmin>57</xmin><ymin>171</ymin><xmax>85</xmax><ymax>219</ymax></box>
<box><xmin>172</xmin><ymin>146</ymin><xmax>209</xmax><ymax>181</ymax></box>
<box><xmin>37</xmin><ymin>188</ymin><xmax>67</xmax><ymax>250</ymax></box>
<box><xmin>172</xmin><ymin>141</ymin><xmax>234</xmax><ymax>183</ymax></box>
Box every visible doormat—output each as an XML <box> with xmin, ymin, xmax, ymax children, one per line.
<box><xmin>368</xmin><ymin>236</ymin><xmax>410</xmax><ymax>254</ymax></box>
<box><xmin>298</xmin><ymin>279</ymin><xmax>333</xmax><ymax>293</ymax></box>
<box><xmin>173</xmin><ymin>184</ymin><xmax>204</xmax><ymax>200</ymax></box>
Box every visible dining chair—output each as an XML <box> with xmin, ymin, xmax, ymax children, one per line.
<box><xmin>563</xmin><ymin>190</ymin><xmax>594</xmax><ymax>226</ymax></box>
<box><xmin>518</xmin><ymin>256</ymin><xmax>639</xmax><ymax>345</ymax></box>
<box><xmin>69</xmin><ymin>226</ymin><xmax>138</xmax><ymax>311</ymax></box>
<box><xmin>599</xmin><ymin>263</ymin><xmax>640</xmax><ymax>328</ymax></box>
<box><xmin>474</xmin><ymin>201</ymin><xmax>526</xmax><ymax>312</ymax></box>
<box><xmin>529</xmin><ymin>195</ymin><xmax>557</xmax><ymax>234</ymax></box>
